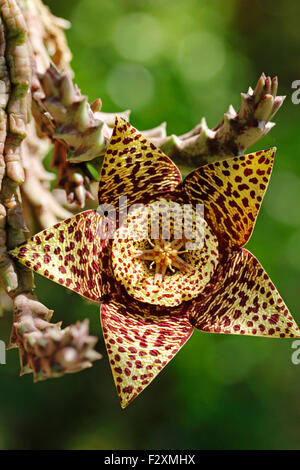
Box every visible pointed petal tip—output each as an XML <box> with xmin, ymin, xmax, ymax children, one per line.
<box><xmin>183</xmin><ymin>147</ymin><xmax>276</xmax><ymax>249</ymax></box>
<box><xmin>188</xmin><ymin>249</ymin><xmax>299</xmax><ymax>339</ymax></box>
<box><xmin>99</xmin><ymin>116</ymin><xmax>182</xmax><ymax>208</ymax></box>
<box><xmin>120</xmin><ymin>398</ymin><xmax>130</xmax><ymax>409</ymax></box>
<box><xmin>114</xmin><ymin>114</ymin><xmax>126</xmax><ymax>127</ymax></box>
<box><xmin>9</xmin><ymin>247</ymin><xmax>18</xmax><ymax>257</ymax></box>
<box><xmin>266</xmin><ymin>146</ymin><xmax>277</xmax><ymax>158</ymax></box>
<box><xmin>9</xmin><ymin>211</ymin><xmax>113</xmax><ymax>303</ymax></box>
<box><xmin>101</xmin><ymin>300</ymin><xmax>193</xmax><ymax>408</ymax></box>
<box><xmin>255</xmin><ymin>147</ymin><xmax>277</xmax><ymax>160</ymax></box>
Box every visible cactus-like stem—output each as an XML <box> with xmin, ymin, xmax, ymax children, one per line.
<box><xmin>20</xmin><ymin>0</ymin><xmax>72</xmax><ymax>75</ymax></box>
<box><xmin>21</xmin><ymin>121</ymin><xmax>72</xmax><ymax>230</ymax></box>
<box><xmin>31</xmin><ymin>65</ymin><xmax>132</xmax><ymax>205</ymax></box>
<box><xmin>32</xmin><ymin>64</ymin><xmax>110</xmax><ymax>164</ymax></box>
<box><xmin>9</xmin><ymin>287</ymin><xmax>101</xmax><ymax>381</ymax></box>
<box><xmin>32</xmin><ymin>66</ymin><xmax>285</xmax><ymax>206</ymax></box>
<box><xmin>50</xmin><ymin>140</ymin><xmax>95</xmax><ymax>209</ymax></box>
<box><xmin>0</xmin><ymin>0</ymin><xmax>101</xmax><ymax>381</ymax></box>
<box><xmin>155</xmin><ymin>74</ymin><xmax>285</xmax><ymax>167</ymax></box>
<box><xmin>0</xmin><ymin>0</ymin><xmax>31</xmax><ymax>185</ymax></box>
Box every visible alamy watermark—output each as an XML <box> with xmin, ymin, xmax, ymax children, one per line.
<box><xmin>96</xmin><ymin>197</ymin><xmax>205</xmax><ymax>250</ymax></box>
<box><xmin>0</xmin><ymin>340</ymin><xmax>6</xmax><ymax>365</ymax></box>
<box><xmin>291</xmin><ymin>340</ymin><xmax>300</xmax><ymax>365</ymax></box>
<box><xmin>291</xmin><ymin>80</ymin><xmax>300</xmax><ymax>104</ymax></box>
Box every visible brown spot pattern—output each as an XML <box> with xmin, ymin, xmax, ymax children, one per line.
<box><xmin>98</xmin><ymin>116</ymin><xmax>182</xmax><ymax>209</ymax></box>
<box><xmin>101</xmin><ymin>299</ymin><xmax>193</xmax><ymax>408</ymax></box>
<box><xmin>182</xmin><ymin>148</ymin><xmax>276</xmax><ymax>249</ymax></box>
<box><xmin>10</xmin><ymin>210</ymin><xmax>114</xmax><ymax>302</ymax></box>
<box><xmin>187</xmin><ymin>249</ymin><xmax>300</xmax><ymax>338</ymax></box>
<box><xmin>9</xmin><ymin>110</ymin><xmax>300</xmax><ymax>409</ymax></box>
<box><xmin>112</xmin><ymin>199</ymin><xmax>219</xmax><ymax>307</ymax></box>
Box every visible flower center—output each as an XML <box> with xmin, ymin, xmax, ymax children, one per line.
<box><xmin>134</xmin><ymin>238</ymin><xmax>192</xmax><ymax>285</ymax></box>
<box><xmin>112</xmin><ymin>199</ymin><xmax>219</xmax><ymax>307</ymax></box>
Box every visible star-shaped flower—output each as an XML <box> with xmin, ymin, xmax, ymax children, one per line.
<box><xmin>10</xmin><ymin>117</ymin><xmax>300</xmax><ymax>408</ymax></box>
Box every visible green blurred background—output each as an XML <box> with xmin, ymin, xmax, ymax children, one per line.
<box><xmin>1</xmin><ymin>0</ymin><xmax>300</xmax><ymax>450</ymax></box>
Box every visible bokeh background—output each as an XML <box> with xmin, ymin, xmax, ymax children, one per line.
<box><xmin>1</xmin><ymin>0</ymin><xmax>300</xmax><ymax>450</ymax></box>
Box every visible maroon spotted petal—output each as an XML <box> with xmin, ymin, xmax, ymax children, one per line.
<box><xmin>10</xmin><ymin>210</ymin><xmax>114</xmax><ymax>302</ymax></box>
<box><xmin>182</xmin><ymin>148</ymin><xmax>275</xmax><ymax>250</ymax></box>
<box><xmin>98</xmin><ymin>116</ymin><xmax>182</xmax><ymax>210</ymax></box>
<box><xmin>101</xmin><ymin>298</ymin><xmax>193</xmax><ymax>408</ymax></box>
<box><xmin>187</xmin><ymin>249</ymin><xmax>300</xmax><ymax>337</ymax></box>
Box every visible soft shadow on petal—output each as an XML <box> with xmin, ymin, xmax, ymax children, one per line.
<box><xmin>187</xmin><ymin>248</ymin><xmax>300</xmax><ymax>338</ymax></box>
<box><xmin>10</xmin><ymin>210</ymin><xmax>115</xmax><ymax>302</ymax></box>
<box><xmin>100</xmin><ymin>297</ymin><xmax>193</xmax><ymax>408</ymax></box>
<box><xmin>98</xmin><ymin>116</ymin><xmax>182</xmax><ymax>210</ymax></box>
<box><xmin>182</xmin><ymin>148</ymin><xmax>276</xmax><ymax>250</ymax></box>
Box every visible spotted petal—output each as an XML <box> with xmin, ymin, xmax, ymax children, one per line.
<box><xmin>182</xmin><ymin>148</ymin><xmax>275</xmax><ymax>249</ymax></box>
<box><xmin>98</xmin><ymin>116</ymin><xmax>181</xmax><ymax>209</ymax></box>
<box><xmin>101</xmin><ymin>298</ymin><xmax>193</xmax><ymax>408</ymax></box>
<box><xmin>10</xmin><ymin>210</ymin><xmax>114</xmax><ymax>302</ymax></box>
<box><xmin>188</xmin><ymin>249</ymin><xmax>300</xmax><ymax>338</ymax></box>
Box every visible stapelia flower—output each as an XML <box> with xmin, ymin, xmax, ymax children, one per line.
<box><xmin>10</xmin><ymin>117</ymin><xmax>300</xmax><ymax>408</ymax></box>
